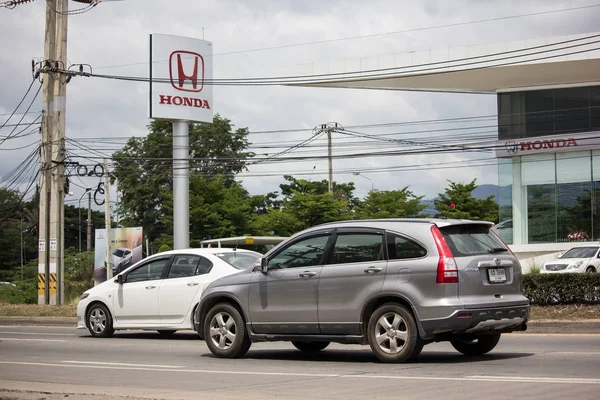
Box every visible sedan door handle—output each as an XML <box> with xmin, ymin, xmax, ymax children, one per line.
<box><xmin>364</xmin><ymin>267</ymin><xmax>383</xmax><ymax>274</ymax></box>
<box><xmin>187</xmin><ymin>282</ymin><xmax>200</xmax><ymax>287</ymax></box>
<box><xmin>299</xmin><ymin>271</ymin><xmax>317</xmax><ymax>278</ymax></box>
<box><xmin>145</xmin><ymin>285</ymin><xmax>157</xmax><ymax>290</ymax></box>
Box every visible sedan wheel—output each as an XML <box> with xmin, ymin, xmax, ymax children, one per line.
<box><xmin>203</xmin><ymin>303</ymin><xmax>251</xmax><ymax>358</ymax></box>
<box><xmin>586</xmin><ymin>266</ymin><xmax>596</xmax><ymax>273</ymax></box>
<box><xmin>86</xmin><ymin>303</ymin><xmax>114</xmax><ymax>338</ymax></box>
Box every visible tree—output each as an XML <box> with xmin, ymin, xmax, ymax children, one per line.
<box><xmin>354</xmin><ymin>188</ymin><xmax>426</xmax><ymax>219</ymax></box>
<box><xmin>111</xmin><ymin>115</ymin><xmax>254</xmax><ymax>242</ymax></box>
<box><xmin>434</xmin><ymin>179</ymin><xmax>498</xmax><ymax>222</ymax></box>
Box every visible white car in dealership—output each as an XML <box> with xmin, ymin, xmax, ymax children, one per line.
<box><xmin>78</xmin><ymin>248</ymin><xmax>262</xmax><ymax>337</ymax></box>
<box><xmin>541</xmin><ymin>246</ymin><xmax>600</xmax><ymax>274</ymax></box>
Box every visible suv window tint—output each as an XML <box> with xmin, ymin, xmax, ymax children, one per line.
<box><xmin>168</xmin><ymin>255</ymin><xmax>213</xmax><ymax>278</ymax></box>
<box><xmin>268</xmin><ymin>235</ymin><xmax>330</xmax><ymax>269</ymax></box>
<box><xmin>330</xmin><ymin>233</ymin><xmax>384</xmax><ymax>264</ymax></box>
<box><xmin>387</xmin><ymin>234</ymin><xmax>427</xmax><ymax>260</ymax></box>
<box><xmin>127</xmin><ymin>258</ymin><xmax>168</xmax><ymax>283</ymax></box>
<box><xmin>440</xmin><ymin>224</ymin><xmax>506</xmax><ymax>257</ymax></box>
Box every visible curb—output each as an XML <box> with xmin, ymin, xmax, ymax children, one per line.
<box><xmin>0</xmin><ymin>316</ymin><xmax>77</xmax><ymax>327</ymax></box>
<box><xmin>1</xmin><ymin>317</ymin><xmax>600</xmax><ymax>334</ymax></box>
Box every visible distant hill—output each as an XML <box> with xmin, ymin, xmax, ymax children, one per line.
<box><xmin>420</xmin><ymin>184</ymin><xmax>499</xmax><ymax>216</ymax></box>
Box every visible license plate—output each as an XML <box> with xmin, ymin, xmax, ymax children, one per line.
<box><xmin>487</xmin><ymin>268</ymin><xmax>506</xmax><ymax>283</ymax></box>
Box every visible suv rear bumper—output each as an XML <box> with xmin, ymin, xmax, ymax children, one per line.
<box><xmin>419</xmin><ymin>304</ymin><xmax>529</xmax><ymax>340</ymax></box>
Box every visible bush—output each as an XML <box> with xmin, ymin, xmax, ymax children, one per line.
<box><xmin>523</xmin><ymin>274</ymin><xmax>600</xmax><ymax>305</ymax></box>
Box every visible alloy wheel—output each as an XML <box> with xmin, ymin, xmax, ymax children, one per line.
<box><xmin>208</xmin><ymin>311</ymin><xmax>237</xmax><ymax>350</ymax></box>
<box><xmin>374</xmin><ymin>312</ymin><xmax>408</xmax><ymax>354</ymax></box>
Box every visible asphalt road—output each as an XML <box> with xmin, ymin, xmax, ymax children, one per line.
<box><xmin>1</xmin><ymin>327</ymin><xmax>599</xmax><ymax>400</ymax></box>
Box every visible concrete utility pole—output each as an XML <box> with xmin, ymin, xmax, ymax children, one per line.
<box><xmin>52</xmin><ymin>0</ymin><xmax>69</xmax><ymax>304</ymax></box>
<box><xmin>38</xmin><ymin>0</ymin><xmax>58</xmax><ymax>305</ymax></box>
<box><xmin>104</xmin><ymin>159</ymin><xmax>112</xmax><ymax>280</ymax></box>
<box><xmin>87</xmin><ymin>190</ymin><xmax>92</xmax><ymax>252</ymax></box>
<box><xmin>313</xmin><ymin>123</ymin><xmax>343</xmax><ymax>194</ymax></box>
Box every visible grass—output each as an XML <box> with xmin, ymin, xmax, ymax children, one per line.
<box><xmin>0</xmin><ymin>302</ymin><xmax>599</xmax><ymax>321</ymax></box>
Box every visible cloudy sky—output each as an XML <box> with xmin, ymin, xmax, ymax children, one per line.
<box><xmin>1</xmin><ymin>0</ymin><xmax>599</xmax><ymax>209</ymax></box>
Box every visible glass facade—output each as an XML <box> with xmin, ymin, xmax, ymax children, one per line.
<box><xmin>498</xmin><ymin>85</ymin><xmax>600</xmax><ymax>140</ymax></box>
<box><xmin>498</xmin><ymin>150</ymin><xmax>600</xmax><ymax>244</ymax></box>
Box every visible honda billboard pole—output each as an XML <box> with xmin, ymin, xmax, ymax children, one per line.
<box><xmin>149</xmin><ymin>34</ymin><xmax>213</xmax><ymax>250</ymax></box>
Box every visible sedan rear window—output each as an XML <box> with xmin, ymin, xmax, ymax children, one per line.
<box><xmin>216</xmin><ymin>251</ymin><xmax>262</xmax><ymax>270</ymax></box>
<box><xmin>439</xmin><ymin>224</ymin><xmax>507</xmax><ymax>257</ymax></box>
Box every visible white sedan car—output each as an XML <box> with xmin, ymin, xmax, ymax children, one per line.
<box><xmin>77</xmin><ymin>248</ymin><xmax>261</xmax><ymax>337</ymax></box>
<box><xmin>541</xmin><ymin>246</ymin><xmax>600</xmax><ymax>274</ymax></box>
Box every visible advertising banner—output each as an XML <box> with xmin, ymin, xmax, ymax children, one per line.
<box><xmin>149</xmin><ymin>34</ymin><xmax>214</xmax><ymax>122</ymax></box>
<box><xmin>94</xmin><ymin>227</ymin><xmax>143</xmax><ymax>286</ymax></box>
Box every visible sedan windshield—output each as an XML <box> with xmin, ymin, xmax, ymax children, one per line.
<box><xmin>112</xmin><ymin>249</ymin><xmax>125</xmax><ymax>257</ymax></box>
<box><xmin>216</xmin><ymin>251</ymin><xmax>262</xmax><ymax>270</ymax></box>
<box><xmin>560</xmin><ymin>247</ymin><xmax>598</xmax><ymax>259</ymax></box>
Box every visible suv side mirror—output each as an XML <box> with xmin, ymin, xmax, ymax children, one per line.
<box><xmin>260</xmin><ymin>258</ymin><xmax>268</xmax><ymax>274</ymax></box>
<box><xmin>115</xmin><ymin>274</ymin><xmax>124</xmax><ymax>285</ymax></box>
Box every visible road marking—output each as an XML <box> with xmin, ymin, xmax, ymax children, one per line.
<box><xmin>0</xmin><ymin>331</ymin><xmax>74</xmax><ymax>336</ymax></box>
<box><xmin>0</xmin><ymin>361</ymin><xmax>599</xmax><ymax>384</ymax></box>
<box><xmin>63</xmin><ymin>361</ymin><xmax>184</xmax><ymax>368</ymax></box>
<box><xmin>0</xmin><ymin>338</ymin><xmax>66</xmax><ymax>342</ymax></box>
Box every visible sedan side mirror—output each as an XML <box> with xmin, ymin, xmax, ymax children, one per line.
<box><xmin>260</xmin><ymin>258</ymin><xmax>268</xmax><ymax>274</ymax></box>
<box><xmin>114</xmin><ymin>274</ymin><xmax>124</xmax><ymax>285</ymax></box>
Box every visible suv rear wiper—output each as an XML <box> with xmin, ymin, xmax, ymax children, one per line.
<box><xmin>488</xmin><ymin>247</ymin><xmax>509</xmax><ymax>253</ymax></box>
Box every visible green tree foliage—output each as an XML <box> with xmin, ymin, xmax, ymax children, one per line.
<box><xmin>354</xmin><ymin>188</ymin><xmax>426</xmax><ymax>219</ymax></box>
<box><xmin>111</xmin><ymin>115</ymin><xmax>255</xmax><ymax>242</ymax></box>
<box><xmin>249</xmin><ymin>176</ymin><xmax>356</xmax><ymax>235</ymax></box>
<box><xmin>434</xmin><ymin>179</ymin><xmax>498</xmax><ymax>222</ymax></box>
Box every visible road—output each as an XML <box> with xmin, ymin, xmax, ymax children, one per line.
<box><xmin>0</xmin><ymin>327</ymin><xmax>599</xmax><ymax>400</ymax></box>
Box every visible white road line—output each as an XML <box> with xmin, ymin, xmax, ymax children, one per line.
<box><xmin>0</xmin><ymin>338</ymin><xmax>66</xmax><ymax>342</ymax></box>
<box><xmin>0</xmin><ymin>331</ymin><xmax>74</xmax><ymax>336</ymax></box>
<box><xmin>63</xmin><ymin>361</ymin><xmax>183</xmax><ymax>368</ymax></box>
<box><xmin>0</xmin><ymin>361</ymin><xmax>599</xmax><ymax>384</ymax></box>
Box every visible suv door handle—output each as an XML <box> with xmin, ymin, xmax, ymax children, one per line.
<box><xmin>145</xmin><ymin>285</ymin><xmax>157</xmax><ymax>289</ymax></box>
<box><xmin>187</xmin><ymin>282</ymin><xmax>200</xmax><ymax>287</ymax></box>
<box><xmin>299</xmin><ymin>271</ymin><xmax>317</xmax><ymax>278</ymax></box>
<box><xmin>364</xmin><ymin>267</ymin><xmax>383</xmax><ymax>274</ymax></box>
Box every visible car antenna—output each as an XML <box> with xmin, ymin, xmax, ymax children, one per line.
<box><xmin>443</xmin><ymin>203</ymin><xmax>455</xmax><ymax>219</ymax></box>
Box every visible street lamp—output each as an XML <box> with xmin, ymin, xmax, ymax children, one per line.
<box><xmin>78</xmin><ymin>188</ymin><xmax>92</xmax><ymax>253</ymax></box>
<box><xmin>352</xmin><ymin>172</ymin><xmax>374</xmax><ymax>192</ymax></box>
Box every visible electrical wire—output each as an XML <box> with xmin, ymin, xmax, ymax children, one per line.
<box><xmin>0</xmin><ymin>83</ymin><xmax>42</xmax><ymax>146</ymax></box>
<box><xmin>94</xmin><ymin>3</ymin><xmax>600</xmax><ymax>69</ymax></box>
<box><xmin>0</xmin><ymin>79</ymin><xmax>36</xmax><ymax>131</ymax></box>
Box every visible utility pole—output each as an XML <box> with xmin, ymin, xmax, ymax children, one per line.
<box><xmin>104</xmin><ymin>159</ymin><xmax>112</xmax><ymax>281</ymax></box>
<box><xmin>38</xmin><ymin>0</ymin><xmax>57</xmax><ymax>305</ymax></box>
<box><xmin>52</xmin><ymin>0</ymin><xmax>69</xmax><ymax>304</ymax></box>
<box><xmin>313</xmin><ymin>122</ymin><xmax>343</xmax><ymax>194</ymax></box>
<box><xmin>87</xmin><ymin>190</ymin><xmax>92</xmax><ymax>252</ymax></box>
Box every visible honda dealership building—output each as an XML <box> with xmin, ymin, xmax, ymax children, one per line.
<box><xmin>299</xmin><ymin>33</ymin><xmax>600</xmax><ymax>251</ymax></box>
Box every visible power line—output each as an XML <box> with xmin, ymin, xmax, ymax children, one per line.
<box><xmin>93</xmin><ymin>3</ymin><xmax>600</xmax><ymax>69</ymax></box>
<box><xmin>0</xmin><ymin>79</ymin><xmax>36</xmax><ymax>131</ymax></box>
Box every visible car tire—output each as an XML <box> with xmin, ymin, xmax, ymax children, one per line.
<box><xmin>586</xmin><ymin>266</ymin><xmax>596</xmax><ymax>273</ymax></box>
<box><xmin>450</xmin><ymin>333</ymin><xmax>501</xmax><ymax>356</ymax></box>
<box><xmin>86</xmin><ymin>303</ymin><xmax>114</xmax><ymax>338</ymax></box>
<box><xmin>292</xmin><ymin>341</ymin><xmax>330</xmax><ymax>352</ymax></box>
<box><xmin>203</xmin><ymin>303</ymin><xmax>251</xmax><ymax>358</ymax></box>
<box><xmin>157</xmin><ymin>330</ymin><xmax>177</xmax><ymax>335</ymax></box>
<box><xmin>367</xmin><ymin>303</ymin><xmax>423</xmax><ymax>363</ymax></box>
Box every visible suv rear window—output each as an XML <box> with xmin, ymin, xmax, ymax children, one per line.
<box><xmin>439</xmin><ymin>224</ymin><xmax>507</xmax><ymax>257</ymax></box>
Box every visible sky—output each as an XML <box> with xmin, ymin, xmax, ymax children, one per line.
<box><xmin>1</xmin><ymin>0</ymin><xmax>600</xmax><ymax>210</ymax></box>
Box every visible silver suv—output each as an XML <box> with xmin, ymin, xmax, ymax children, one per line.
<box><xmin>195</xmin><ymin>219</ymin><xmax>529</xmax><ymax>363</ymax></box>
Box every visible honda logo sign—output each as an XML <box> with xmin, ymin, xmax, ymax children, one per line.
<box><xmin>169</xmin><ymin>51</ymin><xmax>204</xmax><ymax>92</ymax></box>
<box><xmin>149</xmin><ymin>34</ymin><xmax>213</xmax><ymax>122</ymax></box>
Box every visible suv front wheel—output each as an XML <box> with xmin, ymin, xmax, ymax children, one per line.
<box><xmin>203</xmin><ymin>303</ymin><xmax>251</xmax><ymax>358</ymax></box>
<box><xmin>367</xmin><ymin>303</ymin><xmax>423</xmax><ymax>363</ymax></box>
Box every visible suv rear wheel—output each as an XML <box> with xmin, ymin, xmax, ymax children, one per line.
<box><xmin>450</xmin><ymin>333</ymin><xmax>501</xmax><ymax>356</ymax></box>
<box><xmin>203</xmin><ymin>303</ymin><xmax>251</xmax><ymax>358</ymax></box>
<box><xmin>292</xmin><ymin>341</ymin><xmax>330</xmax><ymax>352</ymax></box>
<box><xmin>367</xmin><ymin>303</ymin><xmax>422</xmax><ymax>363</ymax></box>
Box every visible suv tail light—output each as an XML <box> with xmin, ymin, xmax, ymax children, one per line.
<box><xmin>431</xmin><ymin>225</ymin><xmax>458</xmax><ymax>283</ymax></box>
